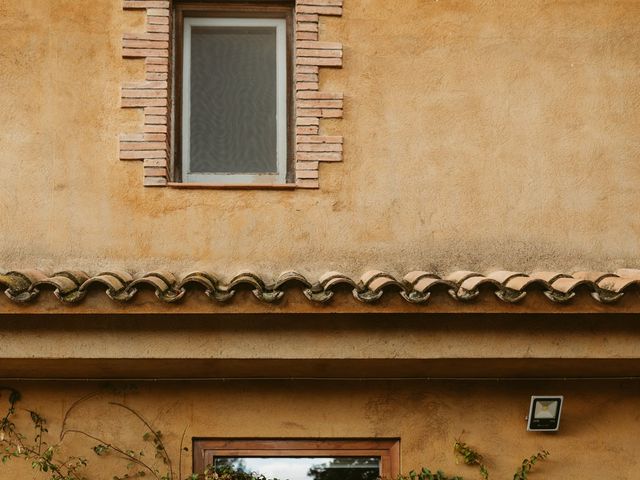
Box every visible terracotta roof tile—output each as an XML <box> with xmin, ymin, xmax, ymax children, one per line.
<box><xmin>1</xmin><ymin>269</ymin><xmax>640</xmax><ymax>307</ymax></box>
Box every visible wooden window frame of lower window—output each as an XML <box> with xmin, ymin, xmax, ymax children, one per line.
<box><xmin>174</xmin><ymin>2</ymin><xmax>296</xmax><ymax>184</ymax></box>
<box><xmin>192</xmin><ymin>439</ymin><xmax>401</xmax><ymax>479</ymax></box>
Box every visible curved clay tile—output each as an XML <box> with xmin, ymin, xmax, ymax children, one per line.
<box><xmin>445</xmin><ymin>270</ymin><xmax>482</xmax><ymax>283</ymax></box>
<box><xmin>318</xmin><ymin>271</ymin><xmax>357</xmax><ymax>290</ymax></box>
<box><xmin>1</xmin><ymin>268</ymin><xmax>639</xmax><ymax>306</ymax></box>
<box><xmin>178</xmin><ymin>272</ymin><xmax>233</xmax><ymax>302</ymax></box>
<box><xmin>79</xmin><ymin>271</ymin><xmax>135</xmax><ymax>302</ymax></box>
<box><xmin>274</xmin><ymin>271</ymin><xmax>312</xmax><ymax>289</ymax></box>
<box><xmin>616</xmin><ymin>269</ymin><xmax>640</xmax><ymax>279</ymax></box>
<box><xmin>130</xmin><ymin>272</ymin><xmax>184</xmax><ymax>303</ymax></box>
<box><xmin>33</xmin><ymin>272</ymin><xmax>87</xmax><ymax>303</ymax></box>
<box><xmin>597</xmin><ymin>276</ymin><xmax>640</xmax><ymax>293</ymax></box>
<box><xmin>572</xmin><ymin>271</ymin><xmax>617</xmax><ymax>283</ymax></box>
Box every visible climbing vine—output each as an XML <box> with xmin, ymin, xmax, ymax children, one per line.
<box><xmin>1</xmin><ymin>388</ymin><xmax>549</xmax><ymax>480</ymax></box>
<box><xmin>394</xmin><ymin>439</ymin><xmax>549</xmax><ymax>480</ymax></box>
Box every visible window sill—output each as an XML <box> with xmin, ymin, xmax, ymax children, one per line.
<box><xmin>167</xmin><ymin>182</ymin><xmax>298</xmax><ymax>190</ymax></box>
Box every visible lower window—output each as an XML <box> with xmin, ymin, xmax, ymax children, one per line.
<box><xmin>193</xmin><ymin>439</ymin><xmax>400</xmax><ymax>480</ymax></box>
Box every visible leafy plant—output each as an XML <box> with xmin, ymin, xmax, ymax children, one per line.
<box><xmin>398</xmin><ymin>467</ymin><xmax>463</xmax><ymax>480</ymax></box>
<box><xmin>0</xmin><ymin>387</ymin><xmax>88</xmax><ymax>480</ymax></box>
<box><xmin>512</xmin><ymin>451</ymin><xmax>550</xmax><ymax>480</ymax></box>
<box><xmin>392</xmin><ymin>438</ymin><xmax>548</xmax><ymax>480</ymax></box>
<box><xmin>453</xmin><ymin>440</ymin><xmax>488</xmax><ymax>479</ymax></box>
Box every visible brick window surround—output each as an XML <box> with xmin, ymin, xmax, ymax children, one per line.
<box><xmin>120</xmin><ymin>0</ymin><xmax>344</xmax><ymax>189</ymax></box>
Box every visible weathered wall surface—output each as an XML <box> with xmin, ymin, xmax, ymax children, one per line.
<box><xmin>1</xmin><ymin>0</ymin><xmax>639</xmax><ymax>275</ymax></box>
<box><xmin>1</xmin><ymin>380</ymin><xmax>639</xmax><ymax>479</ymax></box>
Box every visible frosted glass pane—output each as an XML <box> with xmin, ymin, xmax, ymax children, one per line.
<box><xmin>190</xmin><ymin>26</ymin><xmax>278</xmax><ymax>174</ymax></box>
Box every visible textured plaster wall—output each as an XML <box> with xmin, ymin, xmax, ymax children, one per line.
<box><xmin>1</xmin><ymin>0</ymin><xmax>640</xmax><ymax>275</ymax></box>
<box><xmin>2</xmin><ymin>380</ymin><xmax>640</xmax><ymax>479</ymax></box>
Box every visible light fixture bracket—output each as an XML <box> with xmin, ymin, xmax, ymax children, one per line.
<box><xmin>527</xmin><ymin>395</ymin><xmax>563</xmax><ymax>432</ymax></box>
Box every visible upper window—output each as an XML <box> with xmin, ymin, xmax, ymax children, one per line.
<box><xmin>176</xmin><ymin>4</ymin><xmax>292</xmax><ymax>185</ymax></box>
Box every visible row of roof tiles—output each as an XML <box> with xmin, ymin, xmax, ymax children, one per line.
<box><xmin>1</xmin><ymin>269</ymin><xmax>640</xmax><ymax>306</ymax></box>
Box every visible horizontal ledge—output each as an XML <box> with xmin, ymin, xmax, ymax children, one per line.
<box><xmin>1</xmin><ymin>358</ymin><xmax>639</xmax><ymax>379</ymax></box>
<box><xmin>167</xmin><ymin>182</ymin><xmax>298</xmax><ymax>190</ymax></box>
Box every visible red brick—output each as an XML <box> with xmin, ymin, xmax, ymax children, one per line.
<box><xmin>120</xmin><ymin>150</ymin><xmax>166</xmax><ymax>160</ymax></box>
<box><xmin>296</xmin><ymin>56</ymin><xmax>342</xmax><ymax>67</ymax></box>
<box><xmin>297</xmin><ymin>91</ymin><xmax>343</xmax><ymax>100</ymax></box>
<box><xmin>297</xmin><ymin>0</ymin><xmax>342</xmax><ymax>5</ymax></box>
<box><xmin>297</xmin><ymin>143</ymin><xmax>342</xmax><ymax>152</ymax></box>
<box><xmin>123</xmin><ymin>32</ymin><xmax>169</xmax><ymax>41</ymax></box>
<box><xmin>296</xmin><ymin>179</ymin><xmax>320</xmax><ymax>189</ymax></box>
<box><xmin>147</xmin><ymin>24</ymin><xmax>170</xmax><ymax>33</ymax></box>
<box><xmin>296</xmin><ymin>82</ymin><xmax>319</xmax><ymax>90</ymax></box>
<box><xmin>121</xmin><ymin>98</ymin><xmax>167</xmax><ymax>107</ymax></box>
<box><xmin>296</xmin><ymin>14</ymin><xmax>319</xmax><ymax>22</ymax></box>
<box><xmin>144</xmin><ymin>124</ymin><xmax>168</xmax><ymax>133</ymax></box>
<box><xmin>296</xmin><ymin>117</ymin><xmax>320</xmax><ymax>126</ymax></box>
<box><xmin>147</xmin><ymin>8</ymin><xmax>169</xmax><ymax>17</ymax></box>
<box><xmin>297</xmin><ymin>135</ymin><xmax>343</xmax><ymax>144</ymax></box>
<box><xmin>144</xmin><ymin>158</ymin><xmax>168</xmax><ymax>167</ymax></box>
<box><xmin>145</xmin><ymin>115</ymin><xmax>168</xmax><ymax>125</ymax></box>
<box><xmin>296</xmin><ymin>31</ymin><xmax>318</xmax><ymax>41</ymax></box>
<box><xmin>296</xmin><ymin>126</ymin><xmax>320</xmax><ymax>135</ymax></box>
<box><xmin>144</xmin><ymin>166</ymin><xmax>168</xmax><ymax>177</ymax></box>
<box><xmin>122</xmin><ymin>81</ymin><xmax>167</xmax><ymax>89</ymax></box>
<box><xmin>297</xmin><ymin>22</ymin><xmax>318</xmax><ymax>33</ymax></box>
<box><xmin>146</xmin><ymin>57</ymin><xmax>168</xmax><ymax>65</ymax></box>
<box><xmin>146</xmin><ymin>64</ymin><xmax>169</xmax><ymax>73</ymax></box>
<box><xmin>146</xmin><ymin>72</ymin><xmax>168</xmax><ymax>81</ymax></box>
<box><xmin>123</xmin><ymin>1</ymin><xmax>169</xmax><ymax>9</ymax></box>
<box><xmin>297</xmin><ymin>99</ymin><xmax>343</xmax><ymax>108</ymax></box>
<box><xmin>144</xmin><ymin>106</ymin><xmax>167</xmax><ymax>115</ymax></box>
<box><xmin>123</xmin><ymin>48</ymin><xmax>169</xmax><ymax>58</ymax></box>
<box><xmin>122</xmin><ymin>39</ymin><xmax>169</xmax><ymax>49</ymax></box>
<box><xmin>296</xmin><ymin>48</ymin><xmax>342</xmax><ymax>58</ymax></box>
<box><xmin>120</xmin><ymin>141</ymin><xmax>167</xmax><ymax>150</ymax></box>
<box><xmin>147</xmin><ymin>15</ymin><xmax>169</xmax><ymax>25</ymax></box>
<box><xmin>297</xmin><ymin>108</ymin><xmax>322</xmax><ymax>117</ymax></box>
<box><xmin>297</xmin><ymin>152</ymin><xmax>341</xmax><ymax>161</ymax></box>
<box><xmin>296</xmin><ymin>65</ymin><xmax>319</xmax><ymax>74</ymax></box>
<box><xmin>296</xmin><ymin>169</ymin><xmax>319</xmax><ymax>179</ymax></box>
<box><xmin>297</xmin><ymin>41</ymin><xmax>343</xmax><ymax>50</ymax></box>
<box><xmin>295</xmin><ymin>161</ymin><xmax>319</xmax><ymax>170</ymax></box>
<box><xmin>121</xmin><ymin>89</ymin><xmax>167</xmax><ymax>98</ymax></box>
<box><xmin>297</xmin><ymin>5</ymin><xmax>342</xmax><ymax>15</ymax></box>
<box><xmin>296</xmin><ymin>73</ymin><xmax>318</xmax><ymax>82</ymax></box>
<box><xmin>143</xmin><ymin>176</ymin><xmax>168</xmax><ymax>186</ymax></box>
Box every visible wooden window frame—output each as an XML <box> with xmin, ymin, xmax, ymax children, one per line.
<box><xmin>193</xmin><ymin>439</ymin><xmax>401</xmax><ymax>479</ymax></box>
<box><xmin>174</xmin><ymin>2</ymin><xmax>296</xmax><ymax>184</ymax></box>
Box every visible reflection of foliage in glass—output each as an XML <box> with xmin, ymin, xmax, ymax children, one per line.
<box><xmin>215</xmin><ymin>458</ymin><xmax>250</xmax><ymax>474</ymax></box>
<box><xmin>205</xmin><ymin>463</ymin><xmax>280</xmax><ymax>480</ymax></box>
<box><xmin>308</xmin><ymin>458</ymin><xmax>380</xmax><ymax>480</ymax></box>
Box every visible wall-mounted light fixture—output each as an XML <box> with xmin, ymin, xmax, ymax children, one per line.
<box><xmin>527</xmin><ymin>396</ymin><xmax>563</xmax><ymax>432</ymax></box>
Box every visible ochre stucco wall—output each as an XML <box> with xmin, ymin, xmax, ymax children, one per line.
<box><xmin>1</xmin><ymin>380</ymin><xmax>639</xmax><ymax>479</ymax></box>
<box><xmin>1</xmin><ymin>0</ymin><xmax>639</xmax><ymax>275</ymax></box>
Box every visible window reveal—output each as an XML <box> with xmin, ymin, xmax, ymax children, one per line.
<box><xmin>193</xmin><ymin>440</ymin><xmax>400</xmax><ymax>479</ymax></box>
<box><xmin>182</xmin><ymin>17</ymin><xmax>288</xmax><ymax>184</ymax></box>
